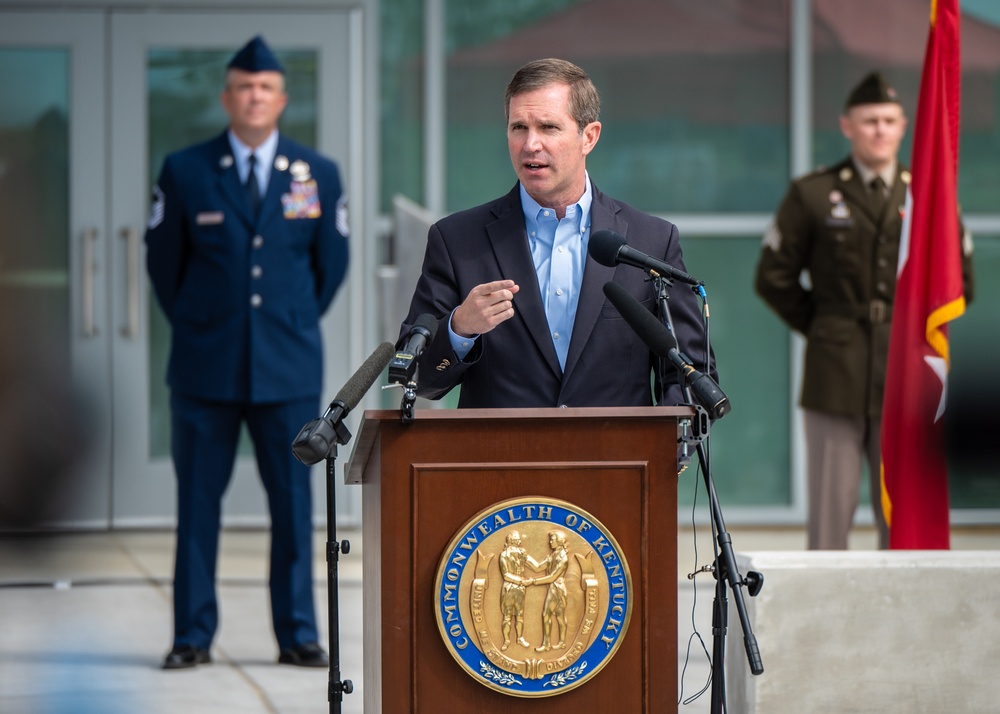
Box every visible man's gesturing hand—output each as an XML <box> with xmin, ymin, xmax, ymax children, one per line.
<box><xmin>452</xmin><ymin>280</ymin><xmax>520</xmax><ymax>338</ymax></box>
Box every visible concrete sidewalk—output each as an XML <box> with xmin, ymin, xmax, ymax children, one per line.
<box><xmin>0</xmin><ymin>529</ymin><xmax>366</xmax><ymax>714</ymax></box>
<box><xmin>1</xmin><ymin>525</ymin><xmax>995</xmax><ymax>713</ymax></box>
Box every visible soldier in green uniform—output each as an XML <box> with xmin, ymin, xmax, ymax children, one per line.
<box><xmin>754</xmin><ymin>71</ymin><xmax>974</xmax><ymax>550</ymax></box>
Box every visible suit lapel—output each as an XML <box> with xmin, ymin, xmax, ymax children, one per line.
<box><xmin>487</xmin><ymin>186</ymin><xmax>562</xmax><ymax>378</ymax></box>
<box><xmin>213</xmin><ymin>133</ymin><xmax>255</xmax><ymax>229</ymax></box>
<box><xmin>487</xmin><ymin>183</ymin><xmax>629</xmax><ymax>382</ymax></box>
<box><xmin>258</xmin><ymin>139</ymin><xmax>292</xmax><ymax>228</ymax></box>
<box><xmin>836</xmin><ymin>160</ymin><xmax>875</xmax><ymax>225</ymax></box>
<box><xmin>839</xmin><ymin>158</ymin><xmax>907</xmax><ymax>229</ymax></box>
<box><xmin>562</xmin><ymin>187</ymin><xmax>621</xmax><ymax>381</ymax></box>
<box><xmin>885</xmin><ymin>165</ymin><xmax>909</xmax><ymax>233</ymax></box>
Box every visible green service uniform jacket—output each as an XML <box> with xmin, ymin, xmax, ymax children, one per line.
<box><xmin>754</xmin><ymin>156</ymin><xmax>974</xmax><ymax>419</ymax></box>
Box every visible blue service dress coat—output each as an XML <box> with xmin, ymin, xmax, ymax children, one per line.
<box><xmin>400</xmin><ymin>181</ymin><xmax>715</xmax><ymax>408</ymax></box>
<box><xmin>145</xmin><ymin>131</ymin><xmax>349</xmax><ymax>651</ymax></box>
<box><xmin>146</xmin><ymin>131</ymin><xmax>349</xmax><ymax>404</ymax></box>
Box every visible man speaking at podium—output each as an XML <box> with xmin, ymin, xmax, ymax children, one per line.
<box><xmin>399</xmin><ymin>58</ymin><xmax>714</xmax><ymax>408</ymax></box>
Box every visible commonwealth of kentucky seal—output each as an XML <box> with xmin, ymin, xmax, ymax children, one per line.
<box><xmin>434</xmin><ymin>496</ymin><xmax>633</xmax><ymax>697</ymax></box>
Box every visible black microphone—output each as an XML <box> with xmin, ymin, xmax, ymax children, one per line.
<box><xmin>388</xmin><ymin>313</ymin><xmax>438</xmax><ymax>385</ymax></box>
<box><xmin>603</xmin><ymin>282</ymin><xmax>729</xmax><ymax>419</ymax></box>
<box><xmin>589</xmin><ymin>229</ymin><xmax>702</xmax><ymax>286</ymax></box>
<box><xmin>665</xmin><ymin>348</ymin><xmax>731</xmax><ymax>420</ymax></box>
<box><xmin>291</xmin><ymin>341</ymin><xmax>396</xmax><ymax>465</ymax></box>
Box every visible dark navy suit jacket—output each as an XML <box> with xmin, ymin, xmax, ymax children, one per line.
<box><xmin>400</xmin><ymin>181</ymin><xmax>714</xmax><ymax>408</ymax></box>
<box><xmin>146</xmin><ymin>132</ymin><xmax>349</xmax><ymax>403</ymax></box>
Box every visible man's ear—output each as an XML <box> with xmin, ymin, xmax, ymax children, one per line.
<box><xmin>582</xmin><ymin>121</ymin><xmax>602</xmax><ymax>156</ymax></box>
<box><xmin>838</xmin><ymin>113</ymin><xmax>852</xmax><ymax>141</ymax></box>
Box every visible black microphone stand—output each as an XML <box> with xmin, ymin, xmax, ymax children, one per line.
<box><xmin>400</xmin><ymin>380</ymin><xmax>417</xmax><ymax>425</ymax></box>
<box><xmin>316</xmin><ymin>412</ymin><xmax>355</xmax><ymax>713</ymax></box>
<box><xmin>653</xmin><ymin>276</ymin><xmax>764</xmax><ymax>713</ymax></box>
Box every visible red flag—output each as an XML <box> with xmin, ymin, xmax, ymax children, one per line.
<box><xmin>880</xmin><ymin>0</ymin><xmax>966</xmax><ymax>549</ymax></box>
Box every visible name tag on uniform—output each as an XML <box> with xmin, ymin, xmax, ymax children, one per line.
<box><xmin>196</xmin><ymin>211</ymin><xmax>225</xmax><ymax>225</ymax></box>
<box><xmin>825</xmin><ymin>203</ymin><xmax>853</xmax><ymax>228</ymax></box>
<box><xmin>281</xmin><ymin>179</ymin><xmax>322</xmax><ymax>219</ymax></box>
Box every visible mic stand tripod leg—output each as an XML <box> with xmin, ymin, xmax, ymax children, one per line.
<box><xmin>711</xmin><ymin>546</ymin><xmax>729</xmax><ymax>714</ymax></box>
<box><xmin>693</xmin><ymin>439</ymin><xmax>764</xmax><ymax>714</ymax></box>
<box><xmin>324</xmin><ymin>453</ymin><xmax>354</xmax><ymax>712</ymax></box>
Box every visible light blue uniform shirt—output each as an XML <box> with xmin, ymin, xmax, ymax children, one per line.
<box><xmin>448</xmin><ymin>177</ymin><xmax>593</xmax><ymax>370</ymax></box>
<box><xmin>228</xmin><ymin>129</ymin><xmax>279</xmax><ymax>196</ymax></box>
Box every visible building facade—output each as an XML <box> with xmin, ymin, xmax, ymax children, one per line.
<box><xmin>2</xmin><ymin>0</ymin><xmax>997</xmax><ymax>529</ymax></box>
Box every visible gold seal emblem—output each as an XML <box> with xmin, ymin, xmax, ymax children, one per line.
<box><xmin>434</xmin><ymin>496</ymin><xmax>632</xmax><ymax>697</ymax></box>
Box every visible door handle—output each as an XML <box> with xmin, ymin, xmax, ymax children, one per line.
<box><xmin>82</xmin><ymin>227</ymin><xmax>98</xmax><ymax>337</ymax></box>
<box><xmin>120</xmin><ymin>226</ymin><xmax>140</xmax><ymax>339</ymax></box>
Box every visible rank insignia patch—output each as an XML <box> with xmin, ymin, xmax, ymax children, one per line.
<box><xmin>434</xmin><ymin>496</ymin><xmax>633</xmax><ymax>697</ymax></box>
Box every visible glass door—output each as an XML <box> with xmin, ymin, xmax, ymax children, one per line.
<box><xmin>0</xmin><ymin>12</ymin><xmax>112</xmax><ymax>527</ymax></box>
<box><xmin>108</xmin><ymin>11</ymin><xmax>362</xmax><ymax>526</ymax></box>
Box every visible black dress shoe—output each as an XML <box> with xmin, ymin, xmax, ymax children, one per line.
<box><xmin>278</xmin><ymin>642</ymin><xmax>329</xmax><ymax>668</ymax></box>
<box><xmin>162</xmin><ymin>645</ymin><xmax>211</xmax><ymax>670</ymax></box>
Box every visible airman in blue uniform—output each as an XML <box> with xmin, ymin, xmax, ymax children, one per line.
<box><xmin>146</xmin><ymin>35</ymin><xmax>349</xmax><ymax>669</ymax></box>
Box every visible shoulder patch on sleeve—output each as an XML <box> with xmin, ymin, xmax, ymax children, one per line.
<box><xmin>335</xmin><ymin>194</ymin><xmax>349</xmax><ymax>237</ymax></box>
<box><xmin>762</xmin><ymin>222</ymin><xmax>782</xmax><ymax>251</ymax></box>
<box><xmin>147</xmin><ymin>185</ymin><xmax>165</xmax><ymax>230</ymax></box>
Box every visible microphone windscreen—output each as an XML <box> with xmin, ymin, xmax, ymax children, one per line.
<box><xmin>588</xmin><ymin>229</ymin><xmax>626</xmax><ymax>267</ymax></box>
<box><xmin>335</xmin><ymin>341</ymin><xmax>395</xmax><ymax>410</ymax></box>
<box><xmin>602</xmin><ymin>282</ymin><xmax>675</xmax><ymax>358</ymax></box>
<box><xmin>412</xmin><ymin>312</ymin><xmax>439</xmax><ymax>340</ymax></box>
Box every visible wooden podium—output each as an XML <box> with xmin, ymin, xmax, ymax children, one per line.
<box><xmin>346</xmin><ymin>406</ymin><xmax>692</xmax><ymax>712</ymax></box>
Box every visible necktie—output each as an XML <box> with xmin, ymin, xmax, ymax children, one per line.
<box><xmin>869</xmin><ymin>176</ymin><xmax>886</xmax><ymax>219</ymax></box>
<box><xmin>246</xmin><ymin>153</ymin><xmax>261</xmax><ymax>217</ymax></box>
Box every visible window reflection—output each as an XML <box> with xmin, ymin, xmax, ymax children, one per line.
<box><xmin>0</xmin><ymin>49</ymin><xmax>69</xmax><ymax>369</ymax></box>
<box><xmin>679</xmin><ymin>235</ymin><xmax>792</xmax><ymax>506</ymax></box>
<box><xmin>444</xmin><ymin>0</ymin><xmax>791</xmax><ymax>214</ymax></box>
<box><xmin>381</xmin><ymin>0</ymin><xmax>426</xmax><ymax>214</ymax></box>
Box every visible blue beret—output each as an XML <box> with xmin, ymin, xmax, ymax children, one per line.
<box><xmin>227</xmin><ymin>35</ymin><xmax>285</xmax><ymax>74</ymax></box>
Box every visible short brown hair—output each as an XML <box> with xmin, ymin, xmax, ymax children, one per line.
<box><xmin>504</xmin><ymin>58</ymin><xmax>600</xmax><ymax>132</ymax></box>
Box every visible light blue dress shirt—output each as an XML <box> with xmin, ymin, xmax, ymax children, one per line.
<box><xmin>448</xmin><ymin>176</ymin><xmax>593</xmax><ymax>370</ymax></box>
<box><xmin>521</xmin><ymin>179</ymin><xmax>592</xmax><ymax>369</ymax></box>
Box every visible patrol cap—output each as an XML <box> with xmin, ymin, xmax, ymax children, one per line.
<box><xmin>227</xmin><ymin>35</ymin><xmax>285</xmax><ymax>74</ymax></box>
<box><xmin>844</xmin><ymin>71</ymin><xmax>899</xmax><ymax>109</ymax></box>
